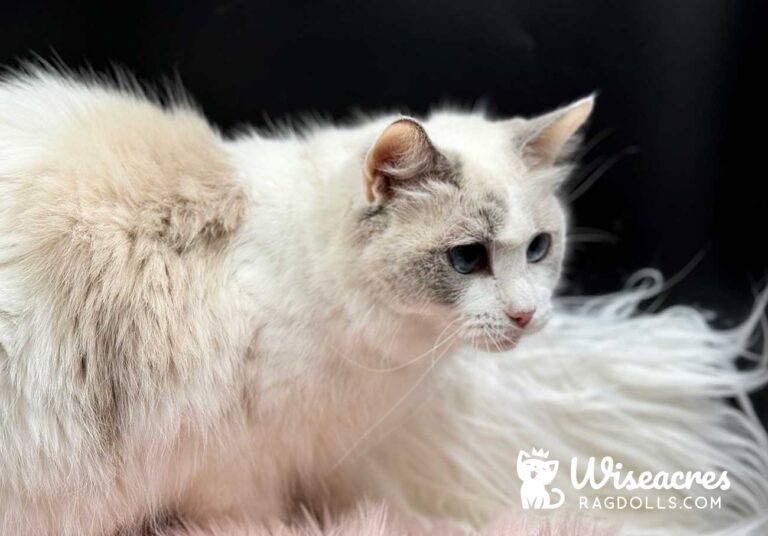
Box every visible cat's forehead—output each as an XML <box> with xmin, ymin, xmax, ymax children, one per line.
<box><xmin>423</xmin><ymin>113</ymin><xmax>548</xmax><ymax>235</ymax></box>
<box><xmin>445</xmin><ymin>183</ymin><xmax>536</xmax><ymax>244</ymax></box>
<box><xmin>386</xmin><ymin>112</ymin><xmax>562</xmax><ymax>245</ymax></box>
<box><xmin>423</xmin><ymin>112</ymin><xmax>525</xmax><ymax>181</ymax></box>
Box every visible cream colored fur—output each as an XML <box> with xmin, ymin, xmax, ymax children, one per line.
<box><xmin>0</xmin><ymin>70</ymin><xmax>587</xmax><ymax>534</ymax></box>
<box><xmin>2</xmin><ymin>70</ymin><xmax>765</xmax><ymax>536</ymax></box>
<box><xmin>0</xmin><ymin>72</ymin><xmax>253</xmax><ymax>533</ymax></box>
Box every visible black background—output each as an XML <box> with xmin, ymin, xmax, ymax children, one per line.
<box><xmin>1</xmin><ymin>1</ymin><xmax>767</xmax><ymax>421</ymax></box>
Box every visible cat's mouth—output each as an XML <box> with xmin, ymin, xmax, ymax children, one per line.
<box><xmin>461</xmin><ymin>318</ymin><xmax>547</xmax><ymax>353</ymax></box>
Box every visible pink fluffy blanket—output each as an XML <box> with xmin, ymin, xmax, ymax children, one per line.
<box><xmin>162</xmin><ymin>503</ymin><xmax>615</xmax><ymax>536</ymax></box>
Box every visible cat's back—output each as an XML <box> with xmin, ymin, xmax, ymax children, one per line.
<box><xmin>0</xmin><ymin>70</ymin><xmax>247</xmax><ymax>308</ymax></box>
<box><xmin>0</xmin><ymin>70</ymin><xmax>245</xmax><ymax>233</ymax></box>
<box><xmin>0</xmin><ymin>68</ymin><xmax>248</xmax><ymax>369</ymax></box>
<box><xmin>0</xmin><ymin>71</ymin><xmax>253</xmax><ymax>534</ymax></box>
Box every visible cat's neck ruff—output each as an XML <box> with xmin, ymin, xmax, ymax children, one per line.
<box><xmin>227</xmin><ymin>122</ymin><xmax>452</xmax><ymax>368</ymax></box>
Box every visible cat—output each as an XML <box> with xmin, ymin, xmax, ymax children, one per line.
<box><xmin>0</xmin><ymin>67</ymin><xmax>592</xmax><ymax>534</ymax></box>
<box><xmin>517</xmin><ymin>449</ymin><xmax>566</xmax><ymax>510</ymax></box>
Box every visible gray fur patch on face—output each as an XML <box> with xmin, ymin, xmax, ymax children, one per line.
<box><xmin>355</xmin><ymin>151</ymin><xmax>459</xmax><ymax>242</ymax></box>
<box><xmin>412</xmin><ymin>193</ymin><xmax>507</xmax><ymax>304</ymax></box>
<box><xmin>406</xmin><ymin>248</ymin><xmax>464</xmax><ymax>305</ymax></box>
<box><xmin>354</xmin><ymin>159</ymin><xmax>511</xmax><ymax>311</ymax></box>
<box><xmin>477</xmin><ymin>193</ymin><xmax>507</xmax><ymax>237</ymax></box>
<box><xmin>465</xmin><ymin>194</ymin><xmax>507</xmax><ymax>244</ymax></box>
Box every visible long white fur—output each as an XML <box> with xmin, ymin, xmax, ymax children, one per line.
<box><xmin>0</xmin><ymin>67</ymin><xmax>766</xmax><ymax>536</ymax></box>
<box><xmin>0</xmin><ymin>67</ymin><xmax>573</xmax><ymax>534</ymax></box>
<box><xmin>359</xmin><ymin>271</ymin><xmax>768</xmax><ymax>535</ymax></box>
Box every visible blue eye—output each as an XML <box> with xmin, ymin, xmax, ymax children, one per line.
<box><xmin>448</xmin><ymin>243</ymin><xmax>488</xmax><ymax>274</ymax></box>
<box><xmin>526</xmin><ymin>233</ymin><xmax>552</xmax><ymax>263</ymax></box>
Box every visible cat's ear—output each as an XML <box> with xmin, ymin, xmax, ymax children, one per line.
<box><xmin>364</xmin><ymin>118</ymin><xmax>439</xmax><ymax>203</ymax></box>
<box><xmin>510</xmin><ymin>95</ymin><xmax>595</xmax><ymax>169</ymax></box>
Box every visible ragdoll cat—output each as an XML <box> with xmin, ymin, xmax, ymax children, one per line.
<box><xmin>0</xmin><ymin>69</ymin><xmax>592</xmax><ymax>534</ymax></box>
<box><xmin>517</xmin><ymin>448</ymin><xmax>566</xmax><ymax>510</ymax></box>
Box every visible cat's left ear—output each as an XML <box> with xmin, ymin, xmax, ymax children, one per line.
<box><xmin>509</xmin><ymin>95</ymin><xmax>595</xmax><ymax>169</ymax></box>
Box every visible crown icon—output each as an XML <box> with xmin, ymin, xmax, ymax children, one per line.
<box><xmin>531</xmin><ymin>447</ymin><xmax>550</xmax><ymax>458</ymax></box>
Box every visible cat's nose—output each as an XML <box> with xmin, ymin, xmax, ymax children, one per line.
<box><xmin>507</xmin><ymin>309</ymin><xmax>534</xmax><ymax>328</ymax></box>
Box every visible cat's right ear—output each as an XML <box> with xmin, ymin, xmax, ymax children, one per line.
<box><xmin>508</xmin><ymin>95</ymin><xmax>595</xmax><ymax>169</ymax></box>
<box><xmin>364</xmin><ymin>118</ymin><xmax>438</xmax><ymax>203</ymax></box>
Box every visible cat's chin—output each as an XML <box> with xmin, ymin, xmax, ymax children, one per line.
<box><xmin>471</xmin><ymin>336</ymin><xmax>520</xmax><ymax>353</ymax></box>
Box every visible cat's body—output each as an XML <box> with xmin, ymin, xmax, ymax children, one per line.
<box><xmin>0</xmin><ymin>70</ymin><xmax>591</xmax><ymax>534</ymax></box>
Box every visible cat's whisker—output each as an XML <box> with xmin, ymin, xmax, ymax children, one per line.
<box><xmin>573</xmin><ymin>126</ymin><xmax>615</xmax><ymax>161</ymax></box>
<box><xmin>490</xmin><ymin>327</ymin><xmax>506</xmax><ymax>354</ymax></box>
<box><xmin>564</xmin><ymin>146</ymin><xmax>638</xmax><ymax>203</ymax></box>
<box><xmin>345</xmin><ymin>324</ymin><xmax>463</xmax><ymax>461</ymax></box>
<box><xmin>484</xmin><ymin>322</ymin><xmax>517</xmax><ymax>353</ymax></box>
<box><xmin>330</xmin><ymin>317</ymin><xmax>463</xmax><ymax>374</ymax></box>
<box><xmin>568</xmin><ymin>227</ymin><xmax>618</xmax><ymax>244</ymax></box>
<box><xmin>479</xmin><ymin>323</ymin><xmax>498</xmax><ymax>352</ymax></box>
<box><xmin>325</xmin><ymin>328</ymin><xmax>463</xmax><ymax>475</ymax></box>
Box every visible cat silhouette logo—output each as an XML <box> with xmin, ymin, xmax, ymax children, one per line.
<box><xmin>517</xmin><ymin>448</ymin><xmax>565</xmax><ymax>509</ymax></box>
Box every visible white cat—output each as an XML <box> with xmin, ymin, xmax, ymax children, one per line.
<box><xmin>0</xmin><ymin>68</ymin><xmax>592</xmax><ymax>534</ymax></box>
<box><xmin>517</xmin><ymin>449</ymin><xmax>566</xmax><ymax>509</ymax></box>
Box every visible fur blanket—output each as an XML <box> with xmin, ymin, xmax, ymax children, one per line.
<box><xmin>168</xmin><ymin>271</ymin><xmax>768</xmax><ymax>535</ymax></box>
<box><xmin>167</xmin><ymin>503</ymin><xmax>615</xmax><ymax>535</ymax></box>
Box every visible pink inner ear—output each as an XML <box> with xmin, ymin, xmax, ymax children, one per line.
<box><xmin>363</xmin><ymin>118</ymin><xmax>431</xmax><ymax>203</ymax></box>
<box><xmin>524</xmin><ymin>96</ymin><xmax>594</xmax><ymax>168</ymax></box>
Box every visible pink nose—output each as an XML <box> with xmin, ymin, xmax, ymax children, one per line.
<box><xmin>507</xmin><ymin>309</ymin><xmax>534</xmax><ymax>328</ymax></box>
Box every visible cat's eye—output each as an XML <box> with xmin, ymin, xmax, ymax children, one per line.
<box><xmin>447</xmin><ymin>243</ymin><xmax>488</xmax><ymax>274</ymax></box>
<box><xmin>526</xmin><ymin>233</ymin><xmax>552</xmax><ymax>263</ymax></box>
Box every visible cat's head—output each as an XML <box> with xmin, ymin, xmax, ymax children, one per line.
<box><xmin>355</xmin><ymin>97</ymin><xmax>593</xmax><ymax>352</ymax></box>
<box><xmin>517</xmin><ymin>449</ymin><xmax>559</xmax><ymax>484</ymax></box>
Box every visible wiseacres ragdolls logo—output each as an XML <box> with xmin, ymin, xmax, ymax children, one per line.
<box><xmin>517</xmin><ymin>448</ymin><xmax>730</xmax><ymax>511</ymax></box>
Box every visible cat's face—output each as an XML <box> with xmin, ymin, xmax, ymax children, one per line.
<box><xmin>356</xmin><ymin>98</ymin><xmax>592</xmax><ymax>352</ymax></box>
<box><xmin>517</xmin><ymin>451</ymin><xmax>559</xmax><ymax>485</ymax></box>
